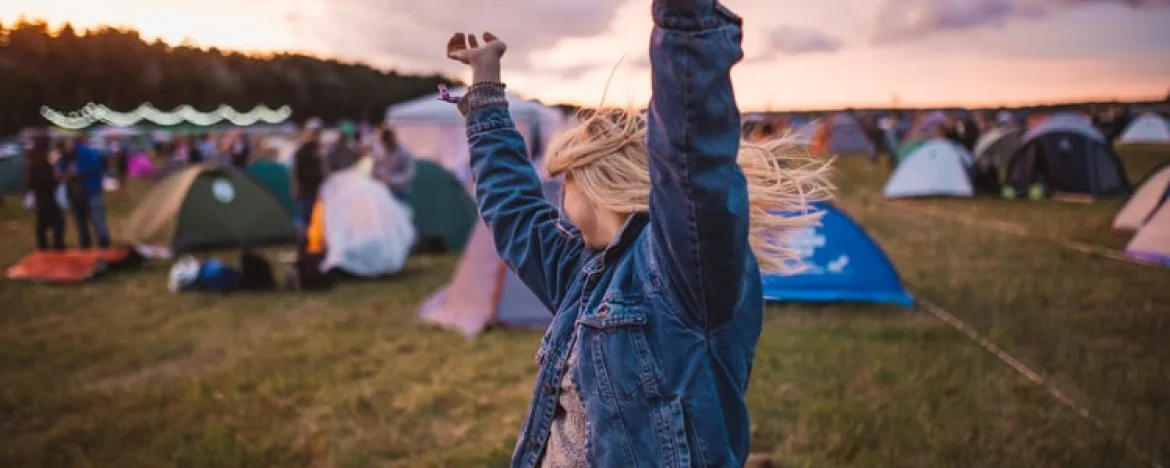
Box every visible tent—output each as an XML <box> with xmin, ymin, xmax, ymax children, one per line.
<box><xmin>904</xmin><ymin>111</ymin><xmax>948</xmax><ymax>144</ymax></box>
<box><xmin>811</xmin><ymin>113</ymin><xmax>874</xmax><ymax>156</ymax></box>
<box><xmin>762</xmin><ymin>202</ymin><xmax>913</xmax><ymax>307</ymax></box>
<box><xmin>1125</xmin><ymin>198</ymin><xmax>1170</xmax><ymax>266</ymax></box>
<box><xmin>884</xmin><ymin>139</ymin><xmax>974</xmax><ymax>198</ymax></box>
<box><xmin>793</xmin><ymin>119</ymin><xmax>822</xmax><ymax>144</ymax></box>
<box><xmin>973</xmin><ymin>127</ymin><xmax>1023</xmax><ymax>172</ymax></box>
<box><xmin>126</xmin><ymin>153</ymin><xmax>156</xmax><ymax>179</ymax></box>
<box><xmin>418</xmin><ymin>180</ymin><xmax>562</xmax><ymax>336</ymax></box>
<box><xmin>1003</xmin><ymin>114</ymin><xmax>1130</xmax><ymax>197</ymax></box>
<box><xmin>1118</xmin><ymin>113</ymin><xmax>1170</xmax><ymax>144</ymax></box>
<box><xmin>386</xmin><ymin>88</ymin><xmax>565</xmax><ymax>181</ymax></box>
<box><xmin>317</xmin><ymin>168</ymin><xmax>416</xmax><ymax>277</ymax></box>
<box><xmin>1113</xmin><ymin>163</ymin><xmax>1170</xmax><ymax>231</ymax></box>
<box><xmin>246</xmin><ymin>159</ymin><xmax>296</xmax><ymax>216</ymax></box>
<box><xmin>0</xmin><ymin>148</ymin><xmax>23</xmax><ymax>196</ymax></box>
<box><xmin>410</xmin><ymin>160</ymin><xmax>479</xmax><ymax>253</ymax></box>
<box><xmin>124</xmin><ymin>164</ymin><xmax>299</xmax><ymax>255</ymax></box>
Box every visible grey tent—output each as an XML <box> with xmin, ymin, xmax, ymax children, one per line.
<box><xmin>825</xmin><ymin>113</ymin><xmax>876</xmax><ymax>155</ymax></box>
<box><xmin>418</xmin><ymin>180</ymin><xmax>561</xmax><ymax>336</ymax></box>
<box><xmin>973</xmin><ymin>126</ymin><xmax>1023</xmax><ymax>173</ymax></box>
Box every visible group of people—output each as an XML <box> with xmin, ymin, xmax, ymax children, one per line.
<box><xmin>290</xmin><ymin>122</ymin><xmax>416</xmax><ymax>228</ymax></box>
<box><xmin>23</xmin><ymin>134</ymin><xmax>111</xmax><ymax>251</ymax></box>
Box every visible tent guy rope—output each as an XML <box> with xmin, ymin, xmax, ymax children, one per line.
<box><xmin>887</xmin><ymin>202</ymin><xmax>1161</xmax><ymax>269</ymax></box>
<box><xmin>913</xmin><ymin>295</ymin><xmax>1165</xmax><ymax>468</ymax></box>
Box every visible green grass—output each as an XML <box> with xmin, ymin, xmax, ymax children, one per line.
<box><xmin>2</xmin><ymin>146</ymin><xmax>1169</xmax><ymax>467</ymax></box>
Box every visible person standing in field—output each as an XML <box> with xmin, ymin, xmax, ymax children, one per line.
<box><xmin>292</xmin><ymin>126</ymin><xmax>325</xmax><ymax>227</ymax></box>
<box><xmin>25</xmin><ymin>135</ymin><xmax>65</xmax><ymax>250</ymax></box>
<box><xmin>441</xmin><ymin>0</ymin><xmax>833</xmax><ymax>464</ymax></box>
<box><xmin>57</xmin><ymin>136</ymin><xmax>111</xmax><ymax>249</ymax></box>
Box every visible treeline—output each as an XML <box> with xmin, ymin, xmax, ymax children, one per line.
<box><xmin>0</xmin><ymin>19</ymin><xmax>458</xmax><ymax>135</ymax></box>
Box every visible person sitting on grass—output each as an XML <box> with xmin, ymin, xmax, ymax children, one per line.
<box><xmin>442</xmin><ymin>0</ymin><xmax>833</xmax><ymax>465</ymax></box>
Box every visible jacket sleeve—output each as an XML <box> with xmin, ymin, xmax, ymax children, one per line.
<box><xmin>646</xmin><ymin>0</ymin><xmax>749</xmax><ymax>331</ymax></box>
<box><xmin>463</xmin><ymin>86</ymin><xmax>585</xmax><ymax>313</ymax></box>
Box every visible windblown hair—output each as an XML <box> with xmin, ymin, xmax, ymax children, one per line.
<box><xmin>544</xmin><ymin>108</ymin><xmax>835</xmax><ymax>274</ymax></box>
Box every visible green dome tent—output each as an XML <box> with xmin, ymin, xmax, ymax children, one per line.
<box><xmin>245</xmin><ymin>160</ymin><xmax>296</xmax><ymax>216</ymax></box>
<box><xmin>124</xmin><ymin>164</ymin><xmax>298</xmax><ymax>253</ymax></box>
<box><xmin>410</xmin><ymin>160</ymin><xmax>478</xmax><ymax>253</ymax></box>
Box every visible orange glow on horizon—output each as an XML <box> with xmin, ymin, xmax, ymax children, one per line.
<box><xmin>3</xmin><ymin>2</ymin><xmax>1166</xmax><ymax>111</ymax></box>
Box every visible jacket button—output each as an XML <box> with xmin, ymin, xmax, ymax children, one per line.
<box><xmin>544</xmin><ymin>384</ymin><xmax>554</xmax><ymax>392</ymax></box>
<box><xmin>529</xmin><ymin>440</ymin><xmax>540</xmax><ymax>449</ymax></box>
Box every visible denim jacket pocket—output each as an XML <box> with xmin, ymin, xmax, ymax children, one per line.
<box><xmin>576</xmin><ymin>296</ymin><xmax>661</xmax><ymax>400</ymax></box>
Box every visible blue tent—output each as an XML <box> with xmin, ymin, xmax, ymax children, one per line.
<box><xmin>762</xmin><ymin>203</ymin><xmax>914</xmax><ymax>307</ymax></box>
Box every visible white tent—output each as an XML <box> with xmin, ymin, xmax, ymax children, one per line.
<box><xmin>318</xmin><ymin>168</ymin><xmax>416</xmax><ymax>277</ymax></box>
<box><xmin>1118</xmin><ymin>113</ymin><xmax>1170</xmax><ymax>144</ymax></box>
<box><xmin>1125</xmin><ymin>199</ymin><xmax>1170</xmax><ymax>266</ymax></box>
<box><xmin>1113</xmin><ymin>164</ymin><xmax>1170</xmax><ymax>231</ymax></box>
<box><xmin>386</xmin><ymin>88</ymin><xmax>566</xmax><ymax>182</ymax></box>
<box><xmin>883</xmin><ymin>139</ymin><xmax>974</xmax><ymax>199</ymax></box>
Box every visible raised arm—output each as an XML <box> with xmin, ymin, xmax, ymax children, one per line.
<box><xmin>646</xmin><ymin>0</ymin><xmax>748</xmax><ymax>331</ymax></box>
<box><xmin>449</xmin><ymin>33</ymin><xmax>585</xmax><ymax>312</ymax></box>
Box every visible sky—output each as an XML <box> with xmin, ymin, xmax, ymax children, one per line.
<box><xmin>3</xmin><ymin>0</ymin><xmax>1170</xmax><ymax>110</ymax></box>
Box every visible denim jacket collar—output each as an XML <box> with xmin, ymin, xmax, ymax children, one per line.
<box><xmin>596</xmin><ymin>212</ymin><xmax>649</xmax><ymax>268</ymax></box>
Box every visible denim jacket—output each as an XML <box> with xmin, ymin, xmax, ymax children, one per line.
<box><xmin>462</xmin><ymin>1</ymin><xmax>756</xmax><ymax>466</ymax></box>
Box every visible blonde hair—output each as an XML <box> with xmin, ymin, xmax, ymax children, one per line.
<box><xmin>545</xmin><ymin>108</ymin><xmax>835</xmax><ymax>274</ymax></box>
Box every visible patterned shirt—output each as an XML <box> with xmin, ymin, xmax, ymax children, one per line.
<box><xmin>541</xmin><ymin>339</ymin><xmax>588</xmax><ymax>468</ymax></box>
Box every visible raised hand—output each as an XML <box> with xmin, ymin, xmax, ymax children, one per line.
<box><xmin>445</xmin><ymin>32</ymin><xmax>507</xmax><ymax>84</ymax></box>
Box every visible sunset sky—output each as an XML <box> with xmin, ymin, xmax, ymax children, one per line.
<box><xmin>3</xmin><ymin>0</ymin><xmax>1169</xmax><ymax>110</ymax></box>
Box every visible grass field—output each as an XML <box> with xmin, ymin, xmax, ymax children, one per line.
<box><xmin>2</xmin><ymin>145</ymin><xmax>1168</xmax><ymax>467</ymax></box>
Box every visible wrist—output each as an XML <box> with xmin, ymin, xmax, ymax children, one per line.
<box><xmin>471</xmin><ymin>60</ymin><xmax>501</xmax><ymax>85</ymax></box>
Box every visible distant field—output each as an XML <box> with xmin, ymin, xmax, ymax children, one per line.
<box><xmin>1</xmin><ymin>145</ymin><xmax>1168</xmax><ymax>467</ymax></box>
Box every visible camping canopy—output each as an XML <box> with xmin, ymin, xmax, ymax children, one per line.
<box><xmin>883</xmin><ymin>139</ymin><xmax>974</xmax><ymax>199</ymax></box>
<box><xmin>1004</xmin><ymin>115</ymin><xmax>1129</xmax><ymax>197</ymax></box>
<box><xmin>1118</xmin><ymin>113</ymin><xmax>1170</xmax><ymax>144</ymax></box>
<box><xmin>409</xmin><ymin>160</ymin><xmax>479</xmax><ymax>252</ymax></box>
<box><xmin>762</xmin><ymin>202</ymin><xmax>913</xmax><ymax>307</ymax></box>
<box><xmin>386</xmin><ymin>89</ymin><xmax>565</xmax><ymax>181</ymax></box>
<box><xmin>124</xmin><ymin>164</ymin><xmax>299</xmax><ymax>254</ymax></box>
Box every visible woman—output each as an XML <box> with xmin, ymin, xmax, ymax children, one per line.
<box><xmin>25</xmin><ymin>136</ymin><xmax>65</xmax><ymax>250</ymax></box>
<box><xmin>443</xmin><ymin>1</ymin><xmax>832</xmax><ymax>465</ymax></box>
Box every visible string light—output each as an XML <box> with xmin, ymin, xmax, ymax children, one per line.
<box><xmin>39</xmin><ymin>103</ymin><xmax>293</xmax><ymax>130</ymax></box>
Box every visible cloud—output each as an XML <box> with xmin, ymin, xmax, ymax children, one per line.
<box><xmin>872</xmin><ymin>0</ymin><xmax>1170</xmax><ymax>44</ymax></box>
<box><xmin>762</xmin><ymin>26</ymin><xmax>844</xmax><ymax>56</ymax></box>
<box><xmin>284</xmin><ymin>0</ymin><xmax>629</xmax><ymax>74</ymax></box>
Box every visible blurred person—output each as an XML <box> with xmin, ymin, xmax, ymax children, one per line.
<box><xmin>25</xmin><ymin>135</ymin><xmax>65</xmax><ymax>250</ymax></box>
<box><xmin>230</xmin><ymin>134</ymin><xmax>252</xmax><ymax>169</ymax></box>
<box><xmin>372</xmin><ymin>126</ymin><xmax>416</xmax><ymax>203</ymax></box>
<box><xmin>441</xmin><ymin>1</ymin><xmax>833</xmax><ymax>463</ymax></box>
<box><xmin>293</xmin><ymin>126</ymin><xmax>324</xmax><ymax>226</ymax></box>
<box><xmin>56</xmin><ymin>136</ymin><xmax>110</xmax><ymax>248</ymax></box>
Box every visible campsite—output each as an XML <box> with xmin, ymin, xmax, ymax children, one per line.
<box><xmin>3</xmin><ymin>10</ymin><xmax>1170</xmax><ymax>468</ymax></box>
<box><xmin>2</xmin><ymin>138</ymin><xmax>1168</xmax><ymax>466</ymax></box>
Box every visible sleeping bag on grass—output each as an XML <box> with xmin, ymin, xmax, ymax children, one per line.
<box><xmin>5</xmin><ymin>247</ymin><xmax>143</xmax><ymax>284</ymax></box>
